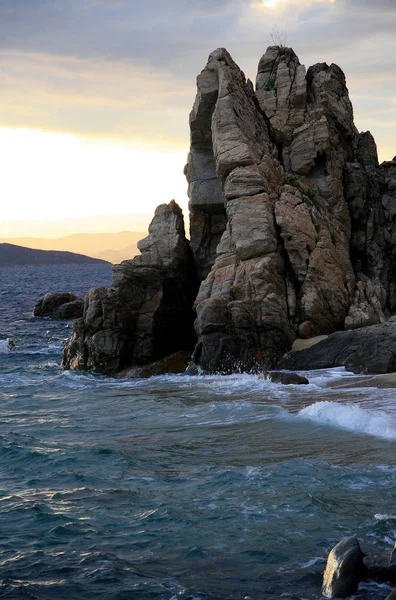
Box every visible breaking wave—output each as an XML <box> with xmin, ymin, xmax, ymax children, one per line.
<box><xmin>297</xmin><ymin>400</ymin><xmax>396</xmax><ymax>441</ymax></box>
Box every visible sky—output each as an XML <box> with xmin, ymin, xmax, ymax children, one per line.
<box><xmin>1</xmin><ymin>0</ymin><xmax>395</xmax><ymax>236</ymax></box>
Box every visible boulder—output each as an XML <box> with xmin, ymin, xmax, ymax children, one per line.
<box><xmin>322</xmin><ymin>538</ymin><xmax>367</xmax><ymax>598</ymax></box>
<box><xmin>62</xmin><ymin>201</ymin><xmax>198</xmax><ymax>374</ymax></box>
<box><xmin>258</xmin><ymin>371</ymin><xmax>309</xmax><ymax>385</ymax></box>
<box><xmin>34</xmin><ymin>292</ymin><xmax>83</xmax><ymax>319</ymax></box>
<box><xmin>281</xmin><ymin>321</ymin><xmax>396</xmax><ymax>374</ymax></box>
<box><xmin>385</xmin><ymin>590</ymin><xmax>396</xmax><ymax>600</ymax></box>
<box><xmin>117</xmin><ymin>351</ymin><xmax>191</xmax><ymax>379</ymax></box>
<box><xmin>52</xmin><ymin>299</ymin><xmax>84</xmax><ymax>320</ymax></box>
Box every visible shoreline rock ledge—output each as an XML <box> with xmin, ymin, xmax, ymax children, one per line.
<box><xmin>62</xmin><ymin>46</ymin><xmax>396</xmax><ymax>375</ymax></box>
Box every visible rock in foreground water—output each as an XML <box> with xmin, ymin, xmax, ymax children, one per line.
<box><xmin>258</xmin><ymin>371</ymin><xmax>309</xmax><ymax>385</ymax></box>
<box><xmin>322</xmin><ymin>538</ymin><xmax>367</xmax><ymax>598</ymax></box>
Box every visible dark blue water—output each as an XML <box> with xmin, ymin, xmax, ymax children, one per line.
<box><xmin>1</xmin><ymin>266</ymin><xmax>396</xmax><ymax>599</ymax></box>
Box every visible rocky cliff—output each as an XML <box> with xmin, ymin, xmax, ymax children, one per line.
<box><xmin>62</xmin><ymin>46</ymin><xmax>396</xmax><ymax>375</ymax></box>
<box><xmin>62</xmin><ymin>201</ymin><xmax>197</xmax><ymax>373</ymax></box>
<box><xmin>186</xmin><ymin>46</ymin><xmax>396</xmax><ymax>372</ymax></box>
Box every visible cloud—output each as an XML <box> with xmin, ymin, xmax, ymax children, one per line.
<box><xmin>0</xmin><ymin>49</ymin><xmax>194</xmax><ymax>146</ymax></box>
<box><xmin>0</xmin><ymin>0</ymin><xmax>394</xmax><ymax>160</ymax></box>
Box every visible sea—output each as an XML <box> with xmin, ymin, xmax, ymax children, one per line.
<box><xmin>1</xmin><ymin>265</ymin><xmax>396</xmax><ymax>600</ymax></box>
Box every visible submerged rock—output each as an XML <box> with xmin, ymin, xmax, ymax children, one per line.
<box><xmin>322</xmin><ymin>537</ymin><xmax>367</xmax><ymax>598</ymax></box>
<box><xmin>34</xmin><ymin>292</ymin><xmax>83</xmax><ymax>319</ymax></box>
<box><xmin>116</xmin><ymin>351</ymin><xmax>191</xmax><ymax>379</ymax></box>
<box><xmin>258</xmin><ymin>371</ymin><xmax>309</xmax><ymax>385</ymax></box>
<box><xmin>62</xmin><ymin>201</ymin><xmax>198</xmax><ymax>374</ymax></box>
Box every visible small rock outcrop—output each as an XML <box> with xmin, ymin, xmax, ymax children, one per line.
<box><xmin>281</xmin><ymin>321</ymin><xmax>396</xmax><ymax>374</ymax></box>
<box><xmin>322</xmin><ymin>538</ymin><xmax>367</xmax><ymax>598</ymax></box>
<box><xmin>116</xmin><ymin>351</ymin><xmax>191</xmax><ymax>379</ymax></box>
<box><xmin>61</xmin><ymin>201</ymin><xmax>197</xmax><ymax>373</ymax></box>
<box><xmin>34</xmin><ymin>293</ymin><xmax>84</xmax><ymax>319</ymax></box>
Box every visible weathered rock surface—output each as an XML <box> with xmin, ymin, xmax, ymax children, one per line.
<box><xmin>116</xmin><ymin>351</ymin><xmax>191</xmax><ymax>379</ymax></box>
<box><xmin>34</xmin><ymin>293</ymin><xmax>83</xmax><ymax>319</ymax></box>
<box><xmin>63</xmin><ymin>46</ymin><xmax>396</xmax><ymax>376</ymax></box>
<box><xmin>184</xmin><ymin>46</ymin><xmax>396</xmax><ymax>373</ymax></box>
<box><xmin>62</xmin><ymin>201</ymin><xmax>198</xmax><ymax>374</ymax></box>
<box><xmin>322</xmin><ymin>538</ymin><xmax>367</xmax><ymax>598</ymax></box>
<box><xmin>322</xmin><ymin>539</ymin><xmax>396</xmax><ymax>598</ymax></box>
<box><xmin>281</xmin><ymin>321</ymin><xmax>396</xmax><ymax>374</ymax></box>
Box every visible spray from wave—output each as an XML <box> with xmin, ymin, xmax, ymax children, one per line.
<box><xmin>297</xmin><ymin>401</ymin><xmax>396</xmax><ymax>441</ymax></box>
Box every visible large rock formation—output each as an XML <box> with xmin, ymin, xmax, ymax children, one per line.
<box><xmin>63</xmin><ymin>46</ymin><xmax>396</xmax><ymax>376</ymax></box>
<box><xmin>185</xmin><ymin>46</ymin><xmax>396</xmax><ymax>372</ymax></box>
<box><xmin>62</xmin><ymin>201</ymin><xmax>197</xmax><ymax>373</ymax></box>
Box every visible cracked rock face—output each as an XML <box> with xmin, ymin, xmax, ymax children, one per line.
<box><xmin>62</xmin><ymin>201</ymin><xmax>198</xmax><ymax>374</ymax></box>
<box><xmin>186</xmin><ymin>46</ymin><xmax>369</xmax><ymax>372</ymax></box>
<box><xmin>63</xmin><ymin>45</ymin><xmax>396</xmax><ymax>376</ymax></box>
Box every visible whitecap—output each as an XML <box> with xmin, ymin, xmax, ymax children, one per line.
<box><xmin>297</xmin><ymin>400</ymin><xmax>396</xmax><ymax>440</ymax></box>
<box><xmin>0</xmin><ymin>339</ymin><xmax>12</xmax><ymax>353</ymax></box>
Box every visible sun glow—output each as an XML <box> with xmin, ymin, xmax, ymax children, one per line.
<box><xmin>0</xmin><ymin>127</ymin><xmax>189</xmax><ymax>234</ymax></box>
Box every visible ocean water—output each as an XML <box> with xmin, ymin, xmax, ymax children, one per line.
<box><xmin>1</xmin><ymin>265</ymin><xmax>396</xmax><ymax>600</ymax></box>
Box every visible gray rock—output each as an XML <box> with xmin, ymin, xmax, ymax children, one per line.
<box><xmin>385</xmin><ymin>590</ymin><xmax>396</xmax><ymax>600</ymax></box>
<box><xmin>322</xmin><ymin>538</ymin><xmax>367</xmax><ymax>598</ymax></box>
<box><xmin>116</xmin><ymin>351</ymin><xmax>191</xmax><ymax>379</ymax></box>
<box><xmin>62</xmin><ymin>201</ymin><xmax>198</xmax><ymax>374</ymax></box>
<box><xmin>281</xmin><ymin>322</ymin><xmax>396</xmax><ymax>374</ymax></box>
<box><xmin>34</xmin><ymin>292</ymin><xmax>83</xmax><ymax>319</ymax></box>
<box><xmin>63</xmin><ymin>45</ymin><xmax>396</xmax><ymax>377</ymax></box>
<box><xmin>52</xmin><ymin>299</ymin><xmax>84</xmax><ymax>320</ymax></box>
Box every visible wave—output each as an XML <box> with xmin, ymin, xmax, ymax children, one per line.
<box><xmin>297</xmin><ymin>400</ymin><xmax>396</xmax><ymax>441</ymax></box>
<box><xmin>0</xmin><ymin>339</ymin><xmax>12</xmax><ymax>353</ymax></box>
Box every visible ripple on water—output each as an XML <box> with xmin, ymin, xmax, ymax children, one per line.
<box><xmin>1</xmin><ymin>267</ymin><xmax>396</xmax><ymax>599</ymax></box>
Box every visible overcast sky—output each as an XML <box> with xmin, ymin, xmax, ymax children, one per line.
<box><xmin>1</xmin><ymin>0</ymin><xmax>395</xmax><ymax>232</ymax></box>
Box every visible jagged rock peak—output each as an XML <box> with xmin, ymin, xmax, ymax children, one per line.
<box><xmin>127</xmin><ymin>199</ymin><xmax>188</xmax><ymax>270</ymax></box>
<box><xmin>62</xmin><ymin>201</ymin><xmax>198</xmax><ymax>374</ymax></box>
<box><xmin>185</xmin><ymin>46</ymin><xmax>393</xmax><ymax>372</ymax></box>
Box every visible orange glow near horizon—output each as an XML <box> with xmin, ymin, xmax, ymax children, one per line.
<box><xmin>0</xmin><ymin>127</ymin><xmax>189</xmax><ymax>237</ymax></box>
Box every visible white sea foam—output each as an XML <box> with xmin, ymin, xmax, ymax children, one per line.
<box><xmin>0</xmin><ymin>339</ymin><xmax>11</xmax><ymax>353</ymax></box>
<box><xmin>297</xmin><ymin>400</ymin><xmax>396</xmax><ymax>440</ymax></box>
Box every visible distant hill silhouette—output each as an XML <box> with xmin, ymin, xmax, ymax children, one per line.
<box><xmin>0</xmin><ymin>243</ymin><xmax>111</xmax><ymax>267</ymax></box>
<box><xmin>0</xmin><ymin>231</ymin><xmax>145</xmax><ymax>263</ymax></box>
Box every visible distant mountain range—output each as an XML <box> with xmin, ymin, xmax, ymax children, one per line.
<box><xmin>0</xmin><ymin>214</ymin><xmax>152</xmax><ymax>238</ymax></box>
<box><xmin>0</xmin><ymin>231</ymin><xmax>146</xmax><ymax>264</ymax></box>
<box><xmin>0</xmin><ymin>243</ymin><xmax>111</xmax><ymax>267</ymax></box>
